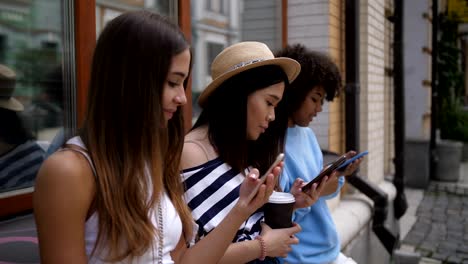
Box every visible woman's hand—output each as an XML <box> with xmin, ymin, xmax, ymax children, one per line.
<box><xmin>290</xmin><ymin>171</ymin><xmax>337</xmax><ymax>209</ymax></box>
<box><xmin>342</xmin><ymin>151</ymin><xmax>363</xmax><ymax>177</ymax></box>
<box><xmin>236</xmin><ymin>163</ymin><xmax>282</xmax><ymax>218</ymax></box>
<box><xmin>260</xmin><ymin>222</ymin><xmax>301</xmax><ymax>258</ymax></box>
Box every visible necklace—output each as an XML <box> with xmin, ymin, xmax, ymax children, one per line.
<box><xmin>157</xmin><ymin>202</ymin><xmax>163</xmax><ymax>264</ymax></box>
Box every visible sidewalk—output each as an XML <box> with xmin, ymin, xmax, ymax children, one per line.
<box><xmin>399</xmin><ymin>161</ymin><xmax>468</xmax><ymax>264</ymax></box>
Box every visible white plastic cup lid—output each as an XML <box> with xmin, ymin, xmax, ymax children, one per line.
<box><xmin>268</xmin><ymin>191</ymin><xmax>295</xmax><ymax>204</ymax></box>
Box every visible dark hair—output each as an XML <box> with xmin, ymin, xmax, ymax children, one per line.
<box><xmin>80</xmin><ymin>10</ymin><xmax>192</xmax><ymax>261</ymax></box>
<box><xmin>275</xmin><ymin>44</ymin><xmax>342</xmax><ymax>115</ymax></box>
<box><xmin>0</xmin><ymin>108</ymin><xmax>33</xmax><ymax>144</ymax></box>
<box><xmin>193</xmin><ymin>65</ymin><xmax>289</xmax><ymax>174</ymax></box>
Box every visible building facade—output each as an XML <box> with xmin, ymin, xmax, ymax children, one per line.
<box><xmin>403</xmin><ymin>0</ymin><xmax>433</xmax><ymax>189</ymax></box>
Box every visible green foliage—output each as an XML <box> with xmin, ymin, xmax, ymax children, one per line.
<box><xmin>437</xmin><ymin>13</ymin><xmax>468</xmax><ymax>142</ymax></box>
<box><xmin>437</xmin><ymin>14</ymin><xmax>464</xmax><ymax>100</ymax></box>
<box><xmin>439</xmin><ymin>95</ymin><xmax>468</xmax><ymax>142</ymax></box>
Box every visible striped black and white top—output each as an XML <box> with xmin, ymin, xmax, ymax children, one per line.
<box><xmin>182</xmin><ymin>157</ymin><xmax>264</xmax><ymax>243</ymax></box>
<box><xmin>0</xmin><ymin>140</ymin><xmax>45</xmax><ymax>191</ymax></box>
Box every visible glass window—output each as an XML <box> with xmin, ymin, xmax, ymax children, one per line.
<box><xmin>191</xmin><ymin>0</ymin><xmax>283</xmax><ymax>123</ymax></box>
<box><xmin>206</xmin><ymin>0</ymin><xmax>227</xmax><ymax>14</ymax></box>
<box><xmin>206</xmin><ymin>42</ymin><xmax>224</xmax><ymax>74</ymax></box>
<box><xmin>0</xmin><ymin>0</ymin><xmax>73</xmax><ymax>196</ymax></box>
<box><xmin>96</xmin><ymin>0</ymin><xmax>178</xmax><ymax>35</ymax></box>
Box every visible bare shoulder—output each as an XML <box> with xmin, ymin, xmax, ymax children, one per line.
<box><xmin>34</xmin><ymin>150</ymin><xmax>96</xmax><ymax>216</ymax></box>
<box><xmin>180</xmin><ymin>128</ymin><xmax>215</xmax><ymax>170</ymax></box>
<box><xmin>181</xmin><ymin>141</ymin><xmax>209</xmax><ymax>170</ymax></box>
<box><xmin>36</xmin><ymin>150</ymin><xmax>95</xmax><ymax>193</ymax></box>
<box><xmin>34</xmin><ymin>150</ymin><xmax>96</xmax><ymax>262</ymax></box>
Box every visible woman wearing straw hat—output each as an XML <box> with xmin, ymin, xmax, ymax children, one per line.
<box><xmin>181</xmin><ymin>42</ymin><xmax>327</xmax><ymax>263</ymax></box>
<box><xmin>0</xmin><ymin>64</ymin><xmax>45</xmax><ymax>191</ymax></box>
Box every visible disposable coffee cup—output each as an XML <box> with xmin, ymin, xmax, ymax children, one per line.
<box><xmin>264</xmin><ymin>191</ymin><xmax>295</xmax><ymax>229</ymax></box>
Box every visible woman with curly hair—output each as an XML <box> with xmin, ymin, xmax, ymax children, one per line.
<box><xmin>275</xmin><ymin>44</ymin><xmax>363</xmax><ymax>264</ymax></box>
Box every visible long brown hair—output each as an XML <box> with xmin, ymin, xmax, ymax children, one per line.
<box><xmin>81</xmin><ymin>11</ymin><xmax>192</xmax><ymax>261</ymax></box>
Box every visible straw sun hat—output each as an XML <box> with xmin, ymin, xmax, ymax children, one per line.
<box><xmin>198</xmin><ymin>41</ymin><xmax>301</xmax><ymax>107</ymax></box>
<box><xmin>0</xmin><ymin>64</ymin><xmax>23</xmax><ymax>112</ymax></box>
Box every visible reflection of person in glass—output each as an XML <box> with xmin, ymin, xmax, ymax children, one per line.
<box><xmin>21</xmin><ymin>66</ymin><xmax>63</xmax><ymax>133</ymax></box>
<box><xmin>34</xmin><ymin>66</ymin><xmax>63</xmax><ymax>128</ymax></box>
<box><xmin>0</xmin><ymin>64</ymin><xmax>45</xmax><ymax>191</ymax></box>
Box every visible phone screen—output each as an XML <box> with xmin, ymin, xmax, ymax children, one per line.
<box><xmin>247</xmin><ymin>153</ymin><xmax>284</xmax><ymax>200</ymax></box>
<box><xmin>336</xmin><ymin>150</ymin><xmax>368</xmax><ymax>171</ymax></box>
<box><xmin>261</xmin><ymin>153</ymin><xmax>285</xmax><ymax>179</ymax></box>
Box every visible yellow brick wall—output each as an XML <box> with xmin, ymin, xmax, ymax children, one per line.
<box><xmin>328</xmin><ymin>0</ymin><xmax>345</xmax><ymax>154</ymax></box>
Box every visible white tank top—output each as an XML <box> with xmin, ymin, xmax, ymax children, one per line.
<box><xmin>65</xmin><ymin>137</ymin><xmax>183</xmax><ymax>264</ymax></box>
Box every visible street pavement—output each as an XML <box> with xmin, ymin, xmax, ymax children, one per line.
<box><xmin>399</xmin><ymin>161</ymin><xmax>468</xmax><ymax>264</ymax></box>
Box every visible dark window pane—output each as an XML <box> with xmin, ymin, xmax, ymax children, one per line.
<box><xmin>207</xmin><ymin>42</ymin><xmax>224</xmax><ymax>73</ymax></box>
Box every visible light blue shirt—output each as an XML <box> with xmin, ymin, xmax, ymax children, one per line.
<box><xmin>279</xmin><ymin>126</ymin><xmax>344</xmax><ymax>264</ymax></box>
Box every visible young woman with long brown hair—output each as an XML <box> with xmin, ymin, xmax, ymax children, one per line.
<box><xmin>34</xmin><ymin>11</ymin><xmax>279</xmax><ymax>263</ymax></box>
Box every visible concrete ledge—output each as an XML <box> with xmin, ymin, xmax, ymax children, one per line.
<box><xmin>332</xmin><ymin>180</ymin><xmax>397</xmax><ymax>249</ymax></box>
<box><xmin>332</xmin><ymin>197</ymin><xmax>372</xmax><ymax>247</ymax></box>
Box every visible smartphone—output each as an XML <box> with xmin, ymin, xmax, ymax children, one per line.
<box><xmin>302</xmin><ymin>154</ymin><xmax>347</xmax><ymax>193</ymax></box>
<box><xmin>247</xmin><ymin>153</ymin><xmax>285</xmax><ymax>200</ymax></box>
<box><xmin>336</xmin><ymin>150</ymin><xmax>368</xmax><ymax>171</ymax></box>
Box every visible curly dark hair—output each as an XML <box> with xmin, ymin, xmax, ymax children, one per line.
<box><xmin>275</xmin><ymin>43</ymin><xmax>342</xmax><ymax>114</ymax></box>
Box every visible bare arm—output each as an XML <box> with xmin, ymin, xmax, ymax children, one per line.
<box><xmin>216</xmin><ymin>240</ymin><xmax>263</xmax><ymax>264</ymax></box>
<box><xmin>170</xmin><ymin>219</ymin><xmax>263</xmax><ymax>264</ymax></box>
<box><xmin>34</xmin><ymin>151</ymin><xmax>95</xmax><ymax>263</ymax></box>
<box><xmin>178</xmin><ymin>136</ymin><xmax>298</xmax><ymax>263</ymax></box>
<box><xmin>217</xmin><ymin>223</ymin><xmax>301</xmax><ymax>264</ymax></box>
<box><xmin>174</xmin><ymin>170</ymin><xmax>301</xmax><ymax>264</ymax></box>
<box><xmin>174</xmin><ymin>166</ymin><xmax>277</xmax><ymax>263</ymax></box>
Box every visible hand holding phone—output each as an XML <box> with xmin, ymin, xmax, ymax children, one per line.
<box><xmin>336</xmin><ymin>150</ymin><xmax>368</xmax><ymax>171</ymax></box>
<box><xmin>247</xmin><ymin>153</ymin><xmax>285</xmax><ymax>201</ymax></box>
<box><xmin>302</xmin><ymin>154</ymin><xmax>347</xmax><ymax>193</ymax></box>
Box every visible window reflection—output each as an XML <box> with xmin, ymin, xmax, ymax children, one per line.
<box><xmin>0</xmin><ymin>65</ymin><xmax>45</xmax><ymax>191</ymax></box>
<box><xmin>0</xmin><ymin>1</ymin><xmax>65</xmax><ymax>194</ymax></box>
